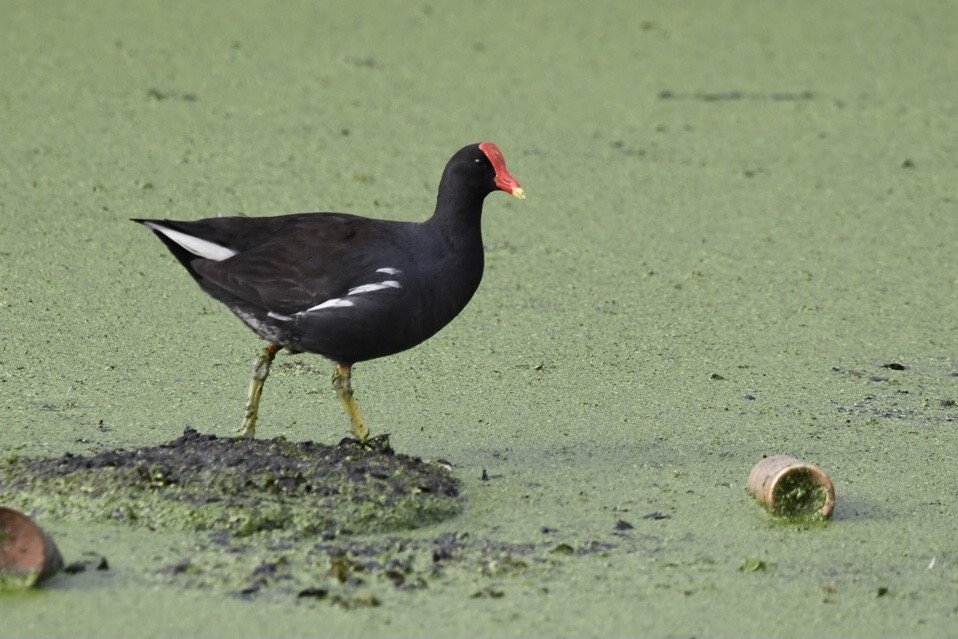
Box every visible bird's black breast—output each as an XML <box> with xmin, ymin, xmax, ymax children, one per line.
<box><xmin>281</xmin><ymin>224</ymin><xmax>485</xmax><ymax>364</ymax></box>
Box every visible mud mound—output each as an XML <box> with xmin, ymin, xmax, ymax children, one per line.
<box><xmin>0</xmin><ymin>428</ymin><xmax>461</xmax><ymax>537</ymax></box>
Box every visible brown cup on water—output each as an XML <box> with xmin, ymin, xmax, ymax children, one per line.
<box><xmin>0</xmin><ymin>506</ymin><xmax>64</xmax><ymax>587</ymax></box>
<box><xmin>746</xmin><ymin>455</ymin><xmax>835</xmax><ymax>520</ymax></box>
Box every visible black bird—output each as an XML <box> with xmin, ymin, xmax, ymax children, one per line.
<box><xmin>133</xmin><ymin>142</ymin><xmax>524</xmax><ymax>441</ymax></box>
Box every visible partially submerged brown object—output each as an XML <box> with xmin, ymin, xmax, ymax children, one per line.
<box><xmin>0</xmin><ymin>506</ymin><xmax>64</xmax><ymax>588</ymax></box>
<box><xmin>746</xmin><ymin>455</ymin><xmax>835</xmax><ymax>520</ymax></box>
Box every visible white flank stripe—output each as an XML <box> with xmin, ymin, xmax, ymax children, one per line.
<box><xmin>376</xmin><ymin>267</ymin><xmax>402</xmax><ymax>276</ymax></box>
<box><xmin>348</xmin><ymin>280</ymin><xmax>401</xmax><ymax>295</ymax></box>
<box><xmin>144</xmin><ymin>222</ymin><xmax>238</xmax><ymax>261</ymax></box>
<box><xmin>267</xmin><ymin>311</ymin><xmax>293</xmax><ymax>321</ymax></box>
<box><xmin>303</xmin><ymin>298</ymin><xmax>355</xmax><ymax>312</ymax></box>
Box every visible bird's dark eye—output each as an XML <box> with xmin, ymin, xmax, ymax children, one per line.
<box><xmin>474</xmin><ymin>158</ymin><xmax>481</xmax><ymax>163</ymax></box>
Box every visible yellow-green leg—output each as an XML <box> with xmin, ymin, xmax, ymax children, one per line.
<box><xmin>331</xmin><ymin>363</ymin><xmax>369</xmax><ymax>441</ymax></box>
<box><xmin>239</xmin><ymin>343</ymin><xmax>280</xmax><ymax>437</ymax></box>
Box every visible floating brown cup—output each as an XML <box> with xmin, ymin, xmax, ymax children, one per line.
<box><xmin>746</xmin><ymin>455</ymin><xmax>835</xmax><ymax>520</ymax></box>
<box><xmin>0</xmin><ymin>506</ymin><xmax>64</xmax><ymax>588</ymax></box>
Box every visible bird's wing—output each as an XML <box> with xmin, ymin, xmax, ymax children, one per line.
<box><xmin>191</xmin><ymin>214</ymin><xmax>412</xmax><ymax>315</ymax></box>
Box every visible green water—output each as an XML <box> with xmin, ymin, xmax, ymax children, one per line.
<box><xmin>2</xmin><ymin>1</ymin><xmax>956</xmax><ymax>637</ymax></box>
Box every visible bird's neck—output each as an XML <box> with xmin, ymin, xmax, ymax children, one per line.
<box><xmin>428</xmin><ymin>183</ymin><xmax>487</xmax><ymax>248</ymax></box>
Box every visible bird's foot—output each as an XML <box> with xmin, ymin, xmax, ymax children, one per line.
<box><xmin>338</xmin><ymin>433</ymin><xmax>393</xmax><ymax>454</ymax></box>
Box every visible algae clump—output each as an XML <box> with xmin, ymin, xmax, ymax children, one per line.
<box><xmin>770</xmin><ymin>468</ymin><xmax>829</xmax><ymax>521</ymax></box>
<box><xmin>0</xmin><ymin>428</ymin><xmax>461</xmax><ymax>538</ymax></box>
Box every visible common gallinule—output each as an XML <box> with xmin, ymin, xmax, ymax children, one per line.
<box><xmin>133</xmin><ymin>142</ymin><xmax>524</xmax><ymax>441</ymax></box>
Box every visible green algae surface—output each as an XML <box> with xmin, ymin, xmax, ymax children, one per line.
<box><xmin>2</xmin><ymin>1</ymin><xmax>958</xmax><ymax>637</ymax></box>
